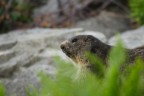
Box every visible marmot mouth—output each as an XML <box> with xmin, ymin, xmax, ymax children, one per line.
<box><xmin>61</xmin><ymin>49</ymin><xmax>72</xmax><ymax>57</ymax></box>
<box><xmin>60</xmin><ymin>41</ymin><xmax>73</xmax><ymax>57</ymax></box>
<box><xmin>64</xmin><ymin>51</ymin><xmax>71</xmax><ymax>57</ymax></box>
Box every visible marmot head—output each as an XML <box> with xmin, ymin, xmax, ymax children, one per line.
<box><xmin>60</xmin><ymin>35</ymin><xmax>106</xmax><ymax>70</ymax></box>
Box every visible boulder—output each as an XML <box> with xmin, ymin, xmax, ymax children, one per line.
<box><xmin>34</xmin><ymin>0</ymin><xmax>58</xmax><ymax>16</ymax></box>
<box><xmin>75</xmin><ymin>11</ymin><xmax>131</xmax><ymax>38</ymax></box>
<box><xmin>0</xmin><ymin>28</ymin><xmax>106</xmax><ymax>96</ymax></box>
<box><xmin>108</xmin><ymin>26</ymin><xmax>144</xmax><ymax>49</ymax></box>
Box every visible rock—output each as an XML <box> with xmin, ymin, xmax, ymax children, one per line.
<box><xmin>0</xmin><ymin>34</ymin><xmax>17</xmax><ymax>51</ymax></box>
<box><xmin>75</xmin><ymin>11</ymin><xmax>131</xmax><ymax>38</ymax></box>
<box><xmin>0</xmin><ymin>28</ymin><xmax>106</xmax><ymax>96</ymax></box>
<box><xmin>34</xmin><ymin>0</ymin><xmax>58</xmax><ymax>16</ymax></box>
<box><xmin>0</xmin><ymin>50</ymin><xmax>15</xmax><ymax>64</ymax></box>
<box><xmin>108</xmin><ymin>26</ymin><xmax>144</xmax><ymax>49</ymax></box>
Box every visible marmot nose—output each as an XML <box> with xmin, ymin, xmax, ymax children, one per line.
<box><xmin>60</xmin><ymin>40</ymin><xmax>69</xmax><ymax>50</ymax></box>
<box><xmin>60</xmin><ymin>44</ymin><xmax>65</xmax><ymax>50</ymax></box>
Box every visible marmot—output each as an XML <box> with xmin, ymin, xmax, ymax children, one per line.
<box><xmin>60</xmin><ymin>35</ymin><xmax>144</xmax><ymax>73</ymax></box>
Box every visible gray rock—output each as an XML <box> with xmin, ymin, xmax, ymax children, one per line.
<box><xmin>34</xmin><ymin>0</ymin><xmax>58</xmax><ymax>16</ymax></box>
<box><xmin>0</xmin><ymin>50</ymin><xmax>15</xmax><ymax>64</ymax></box>
<box><xmin>0</xmin><ymin>34</ymin><xmax>17</xmax><ymax>51</ymax></box>
<box><xmin>0</xmin><ymin>28</ymin><xmax>106</xmax><ymax>96</ymax></box>
<box><xmin>75</xmin><ymin>11</ymin><xmax>131</xmax><ymax>38</ymax></box>
<box><xmin>108</xmin><ymin>26</ymin><xmax>144</xmax><ymax>49</ymax></box>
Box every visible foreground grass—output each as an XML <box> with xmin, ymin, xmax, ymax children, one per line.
<box><xmin>0</xmin><ymin>83</ymin><xmax>5</xmax><ymax>96</ymax></box>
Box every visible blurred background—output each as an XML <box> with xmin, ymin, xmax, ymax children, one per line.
<box><xmin>0</xmin><ymin>0</ymin><xmax>135</xmax><ymax>38</ymax></box>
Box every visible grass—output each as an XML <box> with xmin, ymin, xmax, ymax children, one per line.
<box><xmin>0</xmin><ymin>83</ymin><xmax>6</xmax><ymax>96</ymax></box>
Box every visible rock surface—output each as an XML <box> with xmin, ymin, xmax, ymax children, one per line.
<box><xmin>0</xmin><ymin>28</ymin><xmax>106</xmax><ymax>96</ymax></box>
<box><xmin>108</xmin><ymin>26</ymin><xmax>144</xmax><ymax>49</ymax></box>
<box><xmin>34</xmin><ymin>0</ymin><xmax>58</xmax><ymax>16</ymax></box>
<box><xmin>75</xmin><ymin>11</ymin><xmax>131</xmax><ymax>38</ymax></box>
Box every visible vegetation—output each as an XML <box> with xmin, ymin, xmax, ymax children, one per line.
<box><xmin>0</xmin><ymin>0</ymin><xmax>33</xmax><ymax>32</ymax></box>
<box><xmin>0</xmin><ymin>83</ymin><xmax>5</xmax><ymax>96</ymax></box>
<box><xmin>129</xmin><ymin>0</ymin><xmax>144</xmax><ymax>25</ymax></box>
<box><xmin>1</xmin><ymin>0</ymin><xmax>144</xmax><ymax>32</ymax></box>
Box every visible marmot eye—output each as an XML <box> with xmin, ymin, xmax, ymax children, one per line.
<box><xmin>71</xmin><ymin>38</ymin><xmax>78</xmax><ymax>43</ymax></box>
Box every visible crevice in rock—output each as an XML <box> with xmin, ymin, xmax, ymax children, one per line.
<box><xmin>0</xmin><ymin>51</ymin><xmax>16</xmax><ymax>64</ymax></box>
<box><xmin>0</xmin><ymin>41</ymin><xmax>17</xmax><ymax>51</ymax></box>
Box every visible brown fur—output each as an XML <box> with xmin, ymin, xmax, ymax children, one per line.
<box><xmin>60</xmin><ymin>35</ymin><xmax>144</xmax><ymax>72</ymax></box>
